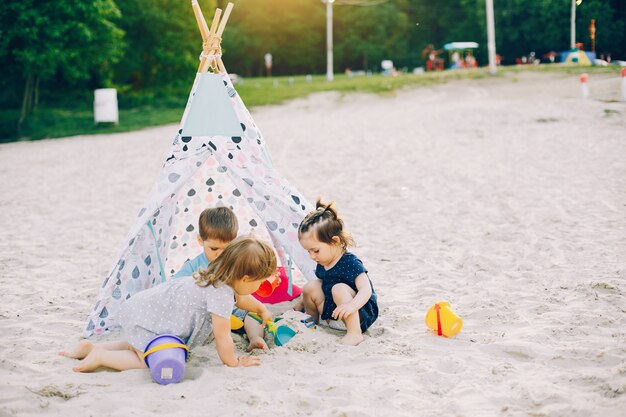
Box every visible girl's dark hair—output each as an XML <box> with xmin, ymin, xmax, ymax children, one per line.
<box><xmin>298</xmin><ymin>199</ymin><xmax>354</xmax><ymax>250</ymax></box>
<box><xmin>195</xmin><ymin>236</ymin><xmax>277</xmax><ymax>288</ymax></box>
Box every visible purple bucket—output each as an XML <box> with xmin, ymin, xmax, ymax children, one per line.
<box><xmin>143</xmin><ymin>335</ymin><xmax>189</xmax><ymax>385</ymax></box>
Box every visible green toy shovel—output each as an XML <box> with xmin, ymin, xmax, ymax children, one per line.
<box><xmin>248</xmin><ymin>313</ymin><xmax>297</xmax><ymax>346</ymax></box>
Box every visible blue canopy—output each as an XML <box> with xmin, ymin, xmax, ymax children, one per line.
<box><xmin>444</xmin><ymin>42</ymin><xmax>479</xmax><ymax>51</ymax></box>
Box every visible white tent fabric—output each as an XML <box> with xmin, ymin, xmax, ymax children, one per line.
<box><xmin>84</xmin><ymin>73</ymin><xmax>316</xmax><ymax>337</ymax></box>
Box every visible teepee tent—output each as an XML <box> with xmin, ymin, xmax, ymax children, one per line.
<box><xmin>85</xmin><ymin>1</ymin><xmax>316</xmax><ymax>337</ymax></box>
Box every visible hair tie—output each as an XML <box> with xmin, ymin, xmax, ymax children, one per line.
<box><xmin>322</xmin><ymin>206</ymin><xmax>336</xmax><ymax>219</ymax></box>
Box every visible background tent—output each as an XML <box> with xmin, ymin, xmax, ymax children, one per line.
<box><xmin>561</xmin><ymin>49</ymin><xmax>595</xmax><ymax>65</ymax></box>
<box><xmin>84</xmin><ymin>2</ymin><xmax>315</xmax><ymax>337</ymax></box>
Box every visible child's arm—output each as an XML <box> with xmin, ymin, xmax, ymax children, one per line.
<box><xmin>332</xmin><ymin>273</ymin><xmax>372</xmax><ymax>321</ymax></box>
<box><xmin>211</xmin><ymin>313</ymin><xmax>261</xmax><ymax>367</ymax></box>
<box><xmin>235</xmin><ymin>295</ymin><xmax>272</xmax><ymax>325</ymax></box>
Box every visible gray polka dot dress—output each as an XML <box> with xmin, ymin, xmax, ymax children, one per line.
<box><xmin>117</xmin><ymin>275</ymin><xmax>234</xmax><ymax>351</ymax></box>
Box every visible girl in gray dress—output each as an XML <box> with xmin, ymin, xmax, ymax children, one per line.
<box><xmin>61</xmin><ymin>236</ymin><xmax>277</xmax><ymax>371</ymax></box>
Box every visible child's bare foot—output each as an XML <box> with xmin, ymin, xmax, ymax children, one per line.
<box><xmin>72</xmin><ymin>348</ymin><xmax>103</xmax><ymax>372</ymax></box>
<box><xmin>59</xmin><ymin>340</ymin><xmax>94</xmax><ymax>359</ymax></box>
<box><xmin>341</xmin><ymin>333</ymin><xmax>364</xmax><ymax>346</ymax></box>
<box><xmin>247</xmin><ymin>336</ymin><xmax>268</xmax><ymax>351</ymax></box>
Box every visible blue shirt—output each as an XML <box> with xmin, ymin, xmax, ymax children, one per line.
<box><xmin>173</xmin><ymin>253</ymin><xmax>210</xmax><ymax>278</ymax></box>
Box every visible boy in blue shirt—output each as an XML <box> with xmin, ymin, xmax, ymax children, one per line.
<box><xmin>174</xmin><ymin>207</ymin><xmax>269</xmax><ymax>350</ymax></box>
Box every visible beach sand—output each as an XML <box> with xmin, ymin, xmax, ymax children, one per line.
<box><xmin>1</xmin><ymin>71</ymin><xmax>625</xmax><ymax>416</ymax></box>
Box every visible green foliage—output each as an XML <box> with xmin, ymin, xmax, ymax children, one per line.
<box><xmin>112</xmin><ymin>0</ymin><xmax>216</xmax><ymax>88</ymax></box>
<box><xmin>335</xmin><ymin>1</ymin><xmax>411</xmax><ymax>71</ymax></box>
<box><xmin>488</xmin><ymin>0</ymin><xmax>624</xmax><ymax>63</ymax></box>
<box><xmin>0</xmin><ymin>0</ymin><xmax>125</xmax><ymax>101</ymax></box>
<box><xmin>406</xmin><ymin>0</ymin><xmax>624</xmax><ymax>65</ymax></box>
<box><xmin>223</xmin><ymin>0</ymin><xmax>325</xmax><ymax>76</ymax></box>
<box><xmin>2</xmin><ymin>0</ymin><xmax>625</xmax><ymax>140</ymax></box>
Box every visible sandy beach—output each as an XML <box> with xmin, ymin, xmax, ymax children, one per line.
<box><xmin>1</xmin><ymin>70</ymin><xmax>625</xmax><ymax>416</ymax></box>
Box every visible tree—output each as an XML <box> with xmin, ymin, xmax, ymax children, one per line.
<box><xmin>112</xmin><ymin>0</ymin><xmax>217</xmax><ymax>88</ymax></box>
<box><xmin>223</xmin><ymin>0</ymin><xmax>325</xmax><ymax>76</ymax></box>
<box><xmin>409</xmin><ymin>0</ymin><xmax>466</xmax><ymax>66</ymax></box>
<box><xmin>0</xmin><ymin>0</ymin><xmax>125</xmax><ymax>130</ymax></box>
<box><xmin>334</xmin><ymin>1</ymin><xmax>410</xmax><ymax>71</ymax></box>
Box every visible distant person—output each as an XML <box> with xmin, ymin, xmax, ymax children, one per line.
<box><xmin>451</xmin><ymin>51</ymin><xmax>461</xmax><ymax>68</ymax></box>
<box><xmin>422</xmin><ymin>44</ymin><xmax>443</xmax><ymax>72</ymax></box>
<box><xmin>465</xmin><ymin>52</ymin><xmax>477</xmax><ymax>67</ymax></box>
<box><xmin>297</xmin><ymin>199</ymin><xmax>378</xmax><ymax>346</ymax></box>
<box><xmin>60</xmin><ymin>237</ymin><xmax>277</xmax><ymax>372</ymax></box>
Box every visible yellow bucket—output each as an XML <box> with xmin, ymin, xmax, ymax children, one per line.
<box><xmin>425</xmin><ymin>301</ymin><xmax>463</xmax><ymax>337</ymax></box>
<box><xmin>230</xmin><ymin>314</ymin><xmax>244</xmax><ymax>330</ymax></box>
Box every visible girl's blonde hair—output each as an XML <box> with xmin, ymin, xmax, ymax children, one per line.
<box><xmin>195</xmin><ymin>236</ymin><xmax>277</xmax><ymax>287</ymax></box>
<box><xmin>298</xmin><ymin>199</ymin><xmax>354</xmax><ymax>250</ymax></box>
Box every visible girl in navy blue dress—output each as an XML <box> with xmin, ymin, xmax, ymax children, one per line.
<box><xmin>298</xmin><ymin>199</ymin><xmax>378</xmax><ymax>345</ymax></box>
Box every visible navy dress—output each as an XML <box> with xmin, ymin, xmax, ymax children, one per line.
<box><xmin>316</xmin><ymin>252</ymin><xmax>378</xmax><ymax>332</ymax></box>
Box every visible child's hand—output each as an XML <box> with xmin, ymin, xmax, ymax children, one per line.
<box><xmin>237</xmin><ymin>355</ymin><xmax>261</xmax><ymax>367</ymax></box>
<box><xmin>332</xmin><ymin>302</ymin><xmax>357</xmax><ymax>321</ymax></box>
<box><xmin>259</xmin><ymin>308</ymin><xmax>273</xmax><ymax>326</ymax></box>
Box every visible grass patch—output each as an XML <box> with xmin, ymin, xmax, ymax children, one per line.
<box><xmin>1</xmin><ymin>70</ymin><xmax>485</xmax><ymax>143</ymax></box>
<box><xmin>234</xmin><ymin>71</ymin><xmax>481</xmax><ymax>106</ymax></box>
<box><xmin>1</xmin><ymin>63</ymin><xmax>621</xmax><ymax>143</ymax></box>
<box><xmin>603</xmin><ymin>108</ymin><xmax>620</xmax><ymax>117</ymax></box>
<box><xmin>1</xmin><ymin>107</ymin><xmax>183</xmax><ymax>143</ymax></box>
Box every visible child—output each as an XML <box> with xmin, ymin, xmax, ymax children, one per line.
<box><xmin>298</xmin><ymin>199</ymin><xmax>378</xmax><ymax>346</ymax></box>
<box><xmin>173</xmin><ymin>207</ymin><xmax>268</xmax><ymax>351</ymax></box>
<box><xmin>60</xmin><ymin>236</ymin><xmax>276</xmax><ymax>371</ymax></box>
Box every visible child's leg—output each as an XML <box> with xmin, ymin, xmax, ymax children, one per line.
<box><xmin>302</xmin><ymin>280</ymin><xmax>324</xmax><ymax>322</ymax></box>
<box><xmin>98</xmin><ymin>341</ymin><xmax>137</xmax><ymax>350</ymax></box>
<box><xmin>73</xmin><ymin>344</ymin><xmax>147</xmax><ymax>372</ymax></box>
<box><xmin>59</xmin><ymin>339</ymin><xmax>95</xmax><ymax>359</ymax></box>
<box><xmin>244</xmin><ymin>315</ymin><xmax>268</xmax><ymax>351</ymax></box>
<box><xmin>60</xmin><ymin>340</ymin><xmax>140</xmax><ymax>359</ymax></box>
<box><xmin>331</xmin><ymin>284</ymin><xmax>364</xmax><ymax>346</ymax></box>
<box><xmin>291</xmin><ymin>297</ymin><xmax>304</xmax><ymax>312</ymax></box>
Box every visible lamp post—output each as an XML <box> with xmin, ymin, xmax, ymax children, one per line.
<box><xmin>571</xmin><ymin>0</ymin><xmax>582</xmax><ymax>50</ymax></box>
<box><xmin>485</xmin><ymin>0</ymin><xmax>496</xmax><ymax>75</ymax></box>
<box><xmin>324</xmin><ymin>0</ymin><xmax>335</xmax><ymax>81</ymax></box>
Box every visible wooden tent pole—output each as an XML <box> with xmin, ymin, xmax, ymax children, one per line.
<box><xmin>192</xmin><ymin>0</ymin><xmax>215</xmax><ymax>73</ymax></box>
<box><xmin>216</xmin><ymin>2</ymin><xmax>234</xmax><ymax>38</ymax></box>
<box><xmin>191</xmin><ymin>0</ymin><xmax>210</xmax><ymax>41</ymax></box>
<box><xmin>201</xmin><ymin>9</ymin><xmax>222</xmax><ymax>73</ymax></box>
<box><xmin>192</xmin><ymin>1</ymin><xmax>234</xmax><ymax>74</ymax></box>
<box><xmin>208</xmin><ymin>8</ymin><xmax>221</xmax><ymax>38</ymax></box>
<box><xmin>206</xmin><ymin>2</ymin><xmax>233</xmax><ymax>73</ymax></box>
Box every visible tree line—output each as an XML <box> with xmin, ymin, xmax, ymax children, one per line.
<box><xmin>1</xmin><ymin>0</ymin><xmax>624</xmax><ymax>127</ymax></box>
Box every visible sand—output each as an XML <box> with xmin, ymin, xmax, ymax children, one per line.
<box><xmin>0</xmin><ymin>70</ymin><xmax>625</xmax><ymax>417</ymax></box>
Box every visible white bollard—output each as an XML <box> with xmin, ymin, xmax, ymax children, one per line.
<box><xmin>94</xmin><ymin>88</ymin><xmax>119</xmax><ymax>125</ymax></box>
<box><xmin>580</xmin><ymin>73</ymin><xmax>589</xmax><ymax>99</ymax></box>
<box><xmin>621</xmin><ymin>68</ymin><xmax>626</xmax><ymax>102</ymax></box>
